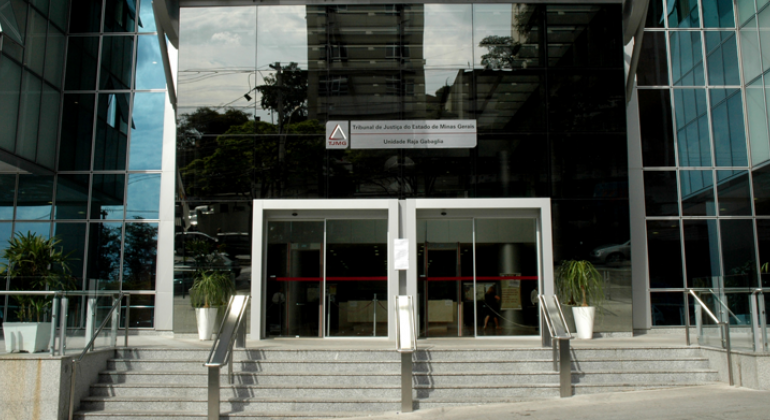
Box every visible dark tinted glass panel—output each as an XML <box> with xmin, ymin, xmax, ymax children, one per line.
<box><xmin>637</xmin><ymin>32</ymin><xmax>669</xmax><ymax>86</ymax></box>
<box><xmin>753</xmin><ymin>164</ymin><xmax>770</xmax><ymax>215</ymax></box>
<box><xmin>716</xmin><ymin>170</ymin><xmax>752</xmax><ymax>215</ymax></box>
<box><xmin>50</xmin><ymin>0</ymin><xmax>69</xmax><ymax>31</ymax></box>
<box><xmin>545</xmin><ymin>5</ymin><xmax>622</xmax><ymax>68</ymax></box>
<box><xmin>126</xmin><ymin>174</ymin><xmax>160</xmax><ymax>219</ymax></box>
<box><xmin>122</xmin><ymin>222</ymin><xmax>157</xmax><ymax>290</ymax></box>
<box><xmin>44</xmin><ymin>25</ymin><xmax>66</xmax><ymax>88</ymax></box>
<box><xmin>69</xmin><ymin>0</ymin><xmax>101</xmax><ymax>33</ymax></box>
<box><xmin>129</xmin><ymin>92</ymin><xmax>164</xmax><ymax>170</ymax></box>
<box><xmin>135</xmin><ymin>35</ymin><xmax>165</xmax><ymax>90</ymax></box>
<box><xmin>404</xmin><ymin>70</ymin><xmax>473</xmax><ymax>121</ymax></box>
<box><xmin>65</xmin><ymin>37</ymin><xmax>99</xmax><ymax>90</ymax></box>
<box><xmin>476</xmin><ymin>135</ymin><xmax>548</xmax><ymax>198</ymax></box>
<box><xmin>16</xmin><ymin>71</ymin><xmax>42</xmax><ymax>161</ymax></box>
<box><xmin>59</xmin><ymin>94</ymin><xmax>95</xmax><ymax>171</ymax></box>
<box><xmin>668</xmin><ymin>0</ymin><xmax>701</xmax><ymax>28</ymax></box>
<box><xmin>710</xmin><ymin>89</ymin><xmax>748</xmax><ymax>167</ymax></box>
<box><xmin>647</xmin><ymin>220</ymin><xmax>684</xmax><ymax>288</ymax></box>
<box><xmin>684</xmin><ymin>220</ymin><xmax>721</xmax><ymax>287</ymax></box>
<box><xmin>16</xmin><ymin>175</ymin><xmax>53</xmax><ymax>220</ymax></box>
<box><xmin>551</xmin><ymin>133</ymin><xmax>627</xmax><ymax>199</ymax></box>
<box><xmin>100</xmin><ymin>36</ymin><xmax>134</xmax><ymax>90</ymax></box>
<box><xmin>644</xmin><ymin>171</ymin><xmax>679</xmax><ymax>216</ymax></box>
<box><xmin>474</xmin><ymin>71</ymin><xmax>545</xmax><ymax>133</ymax></box>
<box><xmin>674</xmin><ymin>89</ymin><xmax>710</xmax><ymax>166</ymax></box>
<box><xmin>137</xmin><ymin>0</ymin><xmax>156</xmax><ymax>32</ymax></box>
<box><xmin>0</xmin><ymin>56</ymin><xmax>22</xmax><ymax>150</ymax></box>
<box><xmin>53</xmin><ymin>223</ymin><xmax>86</xmax><ymax>279</ymax></box>
<box><xmin>474</xmin><ymin>4</ymin><xmax>542</xmax><ymax>69</ymax></box>
<box><xmin>0</xmin><ymin>175</ymin><xmax>15</xmax><ymax>219</ymax></box>
<box><xmin>55</xmin><ymin>174</ymin><xmax>89</xmax><ymax>220</ymax></box>
<box><xmin>94</xmin><ymin>93</ymin><xmax>129</xmax><ymax>170</ymax></box>
<box><xmin>104</xmin><ymin>0</ymin><xmax>137</xmax><ymax>32</ymax></box>
<box><xmin>327</xmin><ymin>149</ymin><xmax>399</xmax><ymax>199</ymax></box>
<box><xmin>670</xmin><ymin>32</ymin><xmax>705</xmax><ymax>86</ymax></box>
<box><xmin>405</xmin><ymin>148</ymin><xmax>472</xmax><ymax>198</ymax></box>
<box><xmin>680</xmin><ymin>170</ymin><xmax>716</xmax><ymax>215</ymax></box>
<box><xmin>651</xmin><ymin>292</ymin><xmax>685</xmax><ymax>325</ymax></box>
<box><xmin>178</xmin><ymin>133</ymin><xmax>254</xmax><ymax>201</ymax></box>
<box><xmin>281</xmin><ymin>137</ymin><xmax>324</xmax><ymax>199</ymax></box>
<box><xmin>756</xmin><ymin>220</ymin><xmax>770</xmax><ymax>287</ymax></box>
<box><xmin>126</xmin><ymin>294</ymin><xmax>154</xmax><ymax>327</ymax></box>
<box><xmin>705</xmin><ymin>32</ymin><xmax>740</xmax><ymax>85</ymax></box>
<box><xmin>551</xmin><ymin>199</ymin><xmax>630</xmax><ymax>262</ymax></box>
<box><xmin>26</xmin><ymin>10</ymin><xmax>46</xmax><ymax>76</ymax></box>
<box><xmin>91</xmin><ymin>174</ymin><xmax>125</xmax><ymax>220</ymax></box>
<box><xmin>87</xmin><ymin>222</ymin><xmax>122</xmax><ymax>289</ymax></box>
<box><xmin>720</xmin><ymin>219</ymin><xmax>757</xmax><ymax>288</ymax></box>
<box><xmin>703</xmin><ymin>0</ymin><xmax>736</xmax><ymax>27</ymax></box>
<box><xmin>646</xmin><ymin>0</ymin><xmax>666</xmax><ymax>27</ymax></box>
<box><xmin>37</xmin><ymin>85</ymin><xmax>60</xmax><ymax>169</ymax></box>
<box><xmin>547</xmin><ymin>70</ymin><xmax>625</xmax><ymax>132</ymax></box>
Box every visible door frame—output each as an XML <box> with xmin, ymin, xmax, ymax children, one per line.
<box><xmin>251</xmin><ymin>200</ymin><xmax>400</xmax><ymax>340</ymax></box>
<box><xmin>404</xmin><ymin>198</ymin><xmax>554</xmax><ymax>343</ymax></box>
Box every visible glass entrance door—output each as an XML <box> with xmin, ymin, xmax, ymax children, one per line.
<box><xmin>264</xmin><ymin>218</ymin><xmax>388</xmax><ymax>337</ymax></box>
<box><xmin>417</xmin><ymin>217</ymin><xmax>540</xmax><ymax>337</ymax></box>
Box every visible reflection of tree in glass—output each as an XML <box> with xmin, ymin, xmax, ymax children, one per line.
<box><xmin>479</xmin><ymin>6</ymin><xmax>537</xmax><ymax>69</ymax></box>
<box><xmin>92</xmin><ymin>224</ymin><xmax>122</xmax><ymax>285</ymax></box>
<box><xmin>122</xmin><ymin>222</ymin><xmax>158</xmax><ymax>290</ymax></box>
<box><xmin>255</xmin><ymin>62</ymin><xmax>308</xmax><ymax>126</ymax></box>
<box><xmin>177</xmin><ymin>108</ymin><xmax>250</xmax><ymax>150</ymax></box>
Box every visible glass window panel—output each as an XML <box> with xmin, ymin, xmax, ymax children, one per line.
<box><xmin>50</xmin><ymin>0</ymin><xmax>69</xmax><ymax>30</ymax></box>
<box><xmin>16</xmin><ymin>71</ymin><xmax>42</xmax><ymax>161</ymax></box>
<box><xmin>14</xmin><ymin>222</ymin><xmax>50</xmax><ymax>239</ymax></box>
<box><xmin>474</xmin><ymin>71</ymin><xmax>545</xmax><ymax>132</ymax></box>
<box><xmin>644</xmin><ymin>171</ymin><xmax>679</xmax><ymax>216</ymax></box>
<box><xmin>282</xmin><ymin>137</ymin><xmax>324</xmax><ymax>199</ymax></box>
<box><xmin>551</xmin><ymin>133</ymin><xmax>628</xmax><ymax>199</ymax></box>
<box><xmin>756</xmin><ymin>220</ymin><xmax>770</xmax><ymax>287</ymax></box>
<box><xmin>423</xmin><ymin>4</ymin><xmax>473</xmax><ymax>69</ymax></box>
<box><xmin>476</xmin><ymin>135</ymin><xmax>548</xmax><ymax>198</ymax></box>
<box><xmin>94</xmin><ymin>93</ymin><xmax>130</xmax><ymax>170</ymax></box>
<box><xmin>651</xmin><ymin>293</ymin><xmax>686</xmax><ymax>325</ymax></box>
<box><xmin>752</xmin><ymin>164</ymin><xmax>770</xmax><ymax>215</ymax></box>
<box><xmin>0</xmin><ymin>175</ymin><xmax>16</xmax><ymax>220</ymax></box>
<box><xmin>703</xmin><ymin>0</ymin><xmax>736</xmax><ymax>27</ymax></box>
<box><xmin>684</xmin><ymin>220</ymin><xmax>721</xmax><ymax>287</ymax></box>
<box><xmin>747</xmin><ymin>80</ymin><xmax>770</xmax><ymax>166</ymax></box>
<box><xmin>87</xmin><ymin>222</ymin><xmax>123</xmax><ymax>290</ymax></box>
<box><xmin>545</xmin><ymin>5</ymin><xmax>622</xmax><ymax>68</ymax></box>
<box><xmin>474</xmin><ymin>4</ymin><xmax>541</xmax><ymax>69</ymax></box>
<box><xmin>44</xmin><ymin>25</ymin><xmax>66</xmax><ymax>88</ymax></box>
<box><xmin>761</xmin><ymin>0</ymin><xmax>770</xmax><ymax>15</ymax></box>
<box><xmin>53</xmin><ymin>223</ymin><xmax>86</xmax><ymax>279</ymax></box>
<box><xmin>126</xmin><ymin>173</ymin><xmax>160</xmax><ymax>219</ymax></box>
<box><xmin>741</xmin><ymin>18</ymin><xmax>762</xmax><ymax>84</ymax></box>
<box><xmin>177</xmin><ymin>73</ymin><xmax>256</xmax><ymax>125</ymax></box>
<box><xmin>674</xmin><ymin>89</ymin><xmax>711</xmax><ymax>166</ymax></box>
<box><xmin>668</xmin><ymin>0</ymin><xmax>701</xmax><ymax>27</ymax></box>
<box><xmin>547</xmin><ymin>70</ymin><xmax>625</xmax><ymax>132</ymax></box>
<box><xmin>122</xmin><ymin>222</ymin><xmax>157</xmax><ymax>290</ymax></box>
<box><xmin>646</xmin><ymin>0</ymin><xmax>666</xmax><ymax>28</ymax></box>
<box><xmin>326</xmin><ymin>149</ymin><xmax>397</xmax><ymax>199</ymax></box>
<box><xmin>104</xmin><ymin>0</ymin><xmax>137</xmax><ymax>32</ymax></box>
<box><xmin>0</xmin><ymin>223</ymin><xmax>12</xmax><ymax>264</ymax></box>
<box><xmin>6</xmin><ymin>0</ymin><xmax>27</xmax><ymax>46</ymax></box>
<box><xmin>637</xmin><ymin>32</ymin><xmax>669</xmax><ymax>86</ymax></box>
<box><xmin>59</xmin><ymin>94</ymin><xmax>95</xmax><ymax>171</ymax></box>
<box><xmin>91</xmin><ymin>174</ymin><xmax>125</xmax><ymax>220</ymax></box>
<box><xmin>69</xmin><ymin>0</ymin><xmax>102</xmax><ymax>33</ymax></box>
<box><xmin>670</xmin><ymin>31</ymin><xmax>705</xmax><ymax>86</ymax></box>
<box><xmin>100</xmin><ymin>36</ymin><xmax>134</xmax><ymax>90</ymax></box>
<box><xmin>647</xmin><ymin>221</ymin><xmax>684</xmax><ymax>288</ymax></box>
<box><xmin>65</xmin><ymin>36</ymin><xmax>99</xmax><ymax>90</ymax></box>
<box><xmin>137</xmin><ymin>0</ymin><xmax>156</xmax><ymax>32</ymax></box>
<box><xmin>680</xmin><ymin>170</ymin><xmax>716</xmax><ymax>215</ymax></box>
<box><xmin>716</xmin><ymin>170</ymin><xmax>752</xmax><ymax>215</ymax></box>
<box><xmin>129</xmin><ymin>92</ymin><xmax>164</xmax><ymax>170</ymax></box>
<box><xmin>16</xmin><ymin>175</ymin><xmax>53</xmax><ymax>220</ymax></box>
<box><xmin>257</xmin><ymin>6</ymin><xmax>308</xmax><ymax>71</ymax></box>
<box><xmin>551</xmin><ymin>199</ymin><xmax>630</xmax><ymax>264</ymax></box>
<box><xmin>0</xmin><ymin>56</ymin><xmax>22</xmax><ymax>151</ymax></box>
<box><xmin>37</xmin><ymin>84</ymin><xmax>60</xmax><ymax>169</ymax></box>
<box><xmin>705</xmin><ymin>31</ymin><xmax>740</xmax><ymax>85</ymax></box>
<box><xmin>126</xmin><ymin>294</ymin><xmax>154</xmax><ymax>327</ymax></box>
<box><xmin>759</xmin><ymin>6</ymin><xmax>770</xmax><ymax>72</ymax></box>
<box><xmin>720</xmin><ymin>219</ymin><xmax>758</xmax><ymax>287</ymax></box>
<box><xmin>179</xmin><ymin>7</ymin><xmax>256</xmax><ymax>72</ymax></box>
<box><xmin>406</xmin><ymin>148</ymin><xmax>472</xmax><ymax>198</ymax></box>
<box><xmin>25</xmin><ymin>9</ymin><xmax>47</xmax><ymax>75</ymax></box>
<box><xmin>736</xmin><ymin>0</ymin><xmax>755</xmax><ymax>27</ymax></box>
<box><xmin>134</xmin><ymin>35</ymin><xmax>166</xmax><ymax>89</ymax></box>
<box><xmin>55</xmin><ymin>174</ymin><xmax>89</xmax><ymax>220</ymax></box>
<box><xmin>710</xmin><ymin>89</ymin><xmax>748</xmax><ymax>166</ymax></box>
<box><xmin>404</xmin><ymin>70</ymin><xmax>473</xmax><ymax>121</ymax></box>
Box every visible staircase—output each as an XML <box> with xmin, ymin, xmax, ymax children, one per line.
<box><xmin>74</xmin><ymin>346</ymin><xmax>720</xmax><ymax>419</ymax></box>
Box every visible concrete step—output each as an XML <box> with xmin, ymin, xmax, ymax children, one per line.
<box><xmin>414</xmin><ymin>358</ymin><xmax>711</xmax><ymax>373</ymax></box>
<box><xmin>90</xmin><ymin>383</ymin><xmax>401</xmax><ymax>399</ymax></box>
<box><xmin>79</xmin><ymin>396</ymin><xmax>401</xmax><ymax>412</ymax></box>
<box><xmin>75</xmin><ymin>410</ymin><xmax>370</xmax><ymax>419</ymax></box>
<box><xmin>571</xmin><ymin>370</ymin><xmax>719</xmax><ymax>384</ymax></box>
<box><xmin>99</xmin><ymin>371</ymin><xmax>401</xmax><ymax>386</ymax></box>
<box><xmin>106</xmin><ymin>359</ymin><xmax>400</xmax><ymax>374</ymax></box>
<box><xmin>115</xmin><ymin>348</ymin><xmax>401</xmax><ymax>362</ymax></box>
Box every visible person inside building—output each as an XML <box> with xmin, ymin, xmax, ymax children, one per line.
<box><xmin>483</xmin><ymin>285</ymin><xmax>501</xmax><ymax>331</ymax></box>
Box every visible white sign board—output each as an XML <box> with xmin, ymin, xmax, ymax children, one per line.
<box><xmin>326</xmin><ymin>120</ymin><xmax>477</xmax><ymax>149</ymax></box>
<box><xmin>394</xmin><ymin>239</ymin><xmax>409</xmax><ymax>270</ymax></box>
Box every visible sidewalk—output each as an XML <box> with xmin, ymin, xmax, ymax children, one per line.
<box><xmin>346</xmin><ymin>384</ymin><xmax>770</xmax><ymax>420</ymax></box>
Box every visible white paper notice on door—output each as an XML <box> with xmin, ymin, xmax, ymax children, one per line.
<box><xmin>394</xmin><ymin>239</ymin><xmax>409</xmax><ymax>270</ymax></box>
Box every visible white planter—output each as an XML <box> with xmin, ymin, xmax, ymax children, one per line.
<box><xmin>195</xmin><ymin>308</ymin><xmax>220</xmax><ymax>341</ymax></box>
<box><xmin>3</xmin><ymin>322</ymin><xmax>53</xmax><ymax>353</ymax></box>
<box><xmin>572</xmin><ymin>306</ymin><xmax>596</xmax><ymax>339</ymax></box>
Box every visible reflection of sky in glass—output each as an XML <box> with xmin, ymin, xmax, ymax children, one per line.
<box><xmin>423</xmin><ymin>5</ymin><xmax>473</xmax><ymax>70</ymax></box>
<box><xmin>257</xmin><ymin>7</ymin><xmax>307</xmax><ymax>69</ymax></box>
<box><xmin>0</xmin><ymin>222</ymin><xmax>11</xmax><ymax>263</ymax></box>
<box><xmin>14</xmin><ymin>222</ymin><xmax>51</xmax><ymax>239</ymax></box>
<box><xmin>135</xmin><ymin>35</ymin><xmax>166</xmax><ymax>89</ymax></box>
<box><xmin>138</xmin><ymin>0</ymin><xmax>157</xmax><ymax>32</ymax></box>
<box><xmin>179</xmin><ymin>7</ymin><xmax>256</xmax><ymax>71</ymax></box>
<box><xmin>127</xmin><ymin>174</ymin><xmax>160</xmax><ymax>219</ymax></box>
<box><xmin>130</xmin><ymin>92</ymin><xmax>164</xmax><ymax>170</ymax></box>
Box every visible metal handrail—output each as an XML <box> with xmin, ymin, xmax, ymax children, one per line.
<box><xmin>205</xmin><ymin>295</ymin><xmax>251</xmax><ymax>420</ymax></box>
<box><xmin>687</xmin><ymin>290</ymin><xmax>733</xmax><ymax>386</ymax></box>
<box><xmin>539</xmin><ymin>295</ymin><xmax>572</xmax><ymax>398</ymax></box>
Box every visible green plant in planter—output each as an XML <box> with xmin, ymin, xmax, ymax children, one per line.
<box><xmin>0</xmin><ymin>232</ymin><xmax>76</xmax><ymax>322</ymax></box>
<box><xmin>556</xmin><ymin>259</ymin><xmax>604</xmax><ymax>308</ymax></box>
<box><xmin>189</xmin><ymin>270</ymin><xmax>235</xmax><ymax>308</ymax></box>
